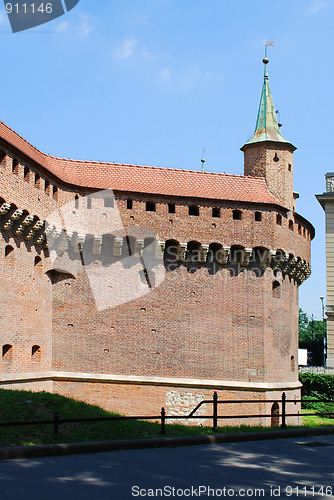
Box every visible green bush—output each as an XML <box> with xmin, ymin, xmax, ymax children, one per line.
<box><xmin>299</xmin><ymin>373</ymin><xmax>334</xmax><ymax>415</ymax></box>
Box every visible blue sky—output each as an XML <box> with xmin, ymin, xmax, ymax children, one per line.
<box><xmin>0</xmin><ymin>0</ymin><xmax>331</xmax><ymax>318</ymax></box>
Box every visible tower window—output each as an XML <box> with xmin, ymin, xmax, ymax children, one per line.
<box><xmin>288</xmin><ymin>164</ymin><xmax>292</xmax><ymax>171</ymax></box>
<box><xmin>291</xmin><ymin>355</ymin><xmax>295</xmax><ymax>372</ymax></box>
<box><xmin>146</xmin><ymin>202</ymin><xmax>156</xmax><ymax>212</ymax></box>
<box><xmin>189</xmin><ymin>206</ymin><xmax>199</xmax><ymax>216</ymax></box>
<box><xmin>212</xmin><ymin>208</ymin><xmax>220</xmax><ymax>218</ymax></box>
<box><xmin>289</xmin><ymin>220</ymin><xmax>294</xmax><ymax>231</ymax></box>
<box><xmin>87</xmin><ymin>198</ymin><xmax>92</xmax><ymax>209</ymax></box>
<box><xmin>127</xmin><ymin>199</ymin><xmax>133</xmax><ymax>210</ymax></box>
<box><xmin>298</xmin><ymin>224</ymin><xmax>302</xmax><ymax>235</ymax></box>
<box><xmin>53</xmin><ymin>186</ymin><xmax>58</xmax><ymax>201</ymax></box>
<box><xmin>35</xmin><ymin>174</ymin><xmax>40</xmax><ymax>188</ymax></box>
<box><xmin>255</xmin><ymin>212</ymin><xmax>262</xmax><ymax>222</ymax></box>
<box><xmin>104</xmin><ymin>197</ymin><xmax>114</xmax><ymax>208</ymax></box>
<box><xmin>45</xmin><ymin>180</ymin><xmax>50</xmax><ymax>194</ymax></box>
<box><xmin>276</xmin><ymin>214</ymin><xmax>282</xmax><ymax>225</ymax></box>
<box><xmin>75</xmin><ymin>195</ymin><xmax>79</xmax><ymax>209</ymax></box>
<box><xmin>232</xmin><ymin>210</ymin><xmax>242</xmax><ymax>220</ymax></box>
<box><xmin>168</xmin><ymin>203</ymin><xmax>175</xmax><ymax>214</ymax></box>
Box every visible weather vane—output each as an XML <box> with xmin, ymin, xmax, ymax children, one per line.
<box><xmin>265</xmin><ymin>41</ymin><xmax>276</xmax><ymax>59</ymax></box>
<box><xmin>201</xmin><ymin>148</ymin><xmax>206</xmax><ymax>173</ymax></box>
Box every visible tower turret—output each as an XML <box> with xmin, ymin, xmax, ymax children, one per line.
<box><xmin>241</xmin><ymin>58</ymin><xmax>296</xmax><ymax>210</ymax></box>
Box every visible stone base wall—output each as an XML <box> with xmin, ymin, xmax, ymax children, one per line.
<box><xmin>0</xmin><ymin>375</ymin><xmax>301</xmax><ymax>427</ymax></box>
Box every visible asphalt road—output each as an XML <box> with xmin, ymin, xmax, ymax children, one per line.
<box><xmin>1</xmin><ymin>435</ymin><xmax>334</xmax><ymax>499</ymax></box>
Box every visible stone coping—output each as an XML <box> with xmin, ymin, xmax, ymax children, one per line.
<box><xmin>0</xmin><ymin>371</ymin><xmax>302</xmax><ymax>391</ymax></box>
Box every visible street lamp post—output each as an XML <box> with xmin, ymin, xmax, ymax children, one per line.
<box><xmin>320</xmin><ymin>296</ymin><xmax>327</xmax><ymax>367</ymax></box>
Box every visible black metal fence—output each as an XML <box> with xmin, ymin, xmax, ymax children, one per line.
<box><xmin>0</xmin><ymin>392</ymin><xmax>333</xmax><ymax>437</ymax></box>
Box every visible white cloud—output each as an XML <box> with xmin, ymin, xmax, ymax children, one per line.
<box><xmin>309</xmin><ymin>0</ymin><xmax>326</xmax><ymax>13</ymax></box>
<box><xmin>113</xmin><ymin>36</ymin><xmax>138</xmax><ymax>59</ymax></box>
<box><xmin>0</xmin><ymin>12</ymin><xmax>7</xmax><ymax>25</ymax></box>
<box><xmin>53</xmin><ymin>12</ymin><xmax>95</xmax><ymax>36</ymax></box>
<box><xmin>55</xmin><ymin>21</ymin><xmax>70</xmax><ymax>32</ymax></box>
<box><xmin>76</xmin><ymin>13</ymin><xmax>95</xmax><ymax>37</ymax></box>
<box><xmin>159</xmin><ymin>67</ymin><xmax>172</xmax><ymax>82</ymax></box>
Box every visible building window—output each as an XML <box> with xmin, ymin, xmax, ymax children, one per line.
<box><xmin>146</xmin><ymin>202</ymin><xmax>156</xmax><ymax>212</ymax></box>
<box><xmin>298</xmin><ymin>224</ymin><xmax>302</xmax><ymax>235</ymax></box>
<box><xmin>291</xmin><ymin>355</ymin><xmax>295</xmax><ymax>372</ymax></box>
<box><xmin>45</xmin><ymin>180</ymin><xmax>50</xmax><ymax>194</ymax></box>
<box><xmin>34</xmin><ymin>256</ymin><xmax>42</xmax><ymax>267</ymax></box>
<box><xmin>168</xmin><ymin>203</ymin><xmax>175</xmax><ymax>214</ymax></box>
<box><xmin>127</xmin><ymin>199</ymin><xmax>133</xmax><ymax>210</ymax></box>
<box><xmin>255</xmin><ymin>211</ymin><xmax>262</xmax><ymax>222</ymax></box>
<box><xmin>31</xmin><ymin>345</ymin><xmax>41</xmax><ymax>361</ymax></box>
<box><xmin>87</xmin><ymin>197</ymin><xmax>92</xmax><ymax>209</ymax></box>
<box><xmin>24</xmin><ymin>166</ymin><xmax>29</xmax><ymax>181</ymax></box>
<box><xmin>35</xmin><ymin>173</ymin><xmax>40</xmax><ymax>188</ymax></box>
<box><xmin>104</xmin><ymin>197</ymin><xmax>114</xmax><ymax>208</ymax></box>
<box><xmin>289</xmin><ymin>220</ymin><xmax>294</xmax><ymax>231</ymax></box>
<box><xmin>272</xmin><ymin>281</ymin><xmax>281</xmax><ymax>298</ymax></box>
<box><xmin>5</xmin><ymin>245</ymin><xmax>14</xmax><ymax>258</ymax></box>
<box><xmin>0</xmin><ymin>150</ymin><xmax>6</xmax><ymax>166</ymax></box>
<box><xmin>276</xmin><ymin>214</ymin><xmax>282</xmax><ymax>225</ymax></box>
<box><xmin>12</xmin><ymin>159</ymin><xmax>19</xmax><ymax>174</ymax></box>
<box><xmin>75</xmin><ymin>195</ymin><xmax>79</xmax><ymax>209</ymax></box>
<box><xmin>288</xmin><ymin>164</ymin><xmax>292</xmax><ymax>171</ymax></box>
<box><xmin>212</xmin><ymin>208</ymin><xmax>220</xmax><ymax>218</ymax></box>
<box><xmin>189</xmin><ymin>205</ymin><xmax>199</xmax><ymax>216</ymax></box>
<box><xmin>233</xmin><ymin>210</ymin><xmax>242</xmax><ymax>220</ymax></box>
<box><xmin>53</xmin><ymin>186</ymin><xmax>58</xmax><ymax>201</ymax></box>
<box><xmin>2</xmin><ymin>344</ymin><xmax>12</xmax><ymax>360</ymax></box>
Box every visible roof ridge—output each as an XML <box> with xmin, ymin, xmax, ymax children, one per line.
<box><xmin>0</xmin><ymin>120</ymin><xmax>267</xmax><ymax>182</ymax></box>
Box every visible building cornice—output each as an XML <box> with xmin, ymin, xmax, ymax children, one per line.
<box><xmin>0</xmin><ymin>371</ymin><xmax>302</xmax><ymax>392</ymax></box>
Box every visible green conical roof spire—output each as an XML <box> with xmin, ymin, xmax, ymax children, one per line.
<box><xmin>242</xmin><ymin>59</ymin><xmax>295</xmax><ymax>149</ymax></box>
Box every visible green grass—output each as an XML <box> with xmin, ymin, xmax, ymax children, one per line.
<box><xmin>0</xmin><ymin>389</ymin><xmax>333</xmax><ymax>447</ymax></box>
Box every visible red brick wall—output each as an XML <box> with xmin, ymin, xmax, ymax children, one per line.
<box><xmin>243</xmin><ymin>142</ymin><xmax>295</xmax><ymax>211</ymax></box>
<box><xmin>0</xmin><ymin>137</ymin><xmax>310</xmax><ymax>423</ymax></box>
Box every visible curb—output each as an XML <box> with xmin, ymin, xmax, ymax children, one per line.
<box><xmin>1</xmin><ymin>426</ymin><xmax>334</xmax><ymax>461</ymax></box>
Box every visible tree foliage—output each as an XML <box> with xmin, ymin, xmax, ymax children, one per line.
<box><xmin>299</xmin><ymin>308</ymin><xmax>326</xmax><ymax>366</ymax></box>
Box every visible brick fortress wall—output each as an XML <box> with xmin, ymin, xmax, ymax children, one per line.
<box><xmin>0</xmin><ymin>133</ymin><xmax>313</xmax><ymax>425</ymax></box>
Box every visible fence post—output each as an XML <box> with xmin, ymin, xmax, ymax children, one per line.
<box><xmin>281</xmin><ymin>392</ymin><xmax>287</xmax><ymax>429</ymax></box>
<box><xmin>161</xmin><ymin>407</ymin><xmax>166</xmax><ymax>435</ymax></box>
<box><xmin>212</xmin><ymin>391</ymin><xmax>218</xmax><ymax>431</ymax></box>
<box><xmin>54</xmin><ymin>410</ymin><xmax>59</xmax><ymax>436</ymax></box>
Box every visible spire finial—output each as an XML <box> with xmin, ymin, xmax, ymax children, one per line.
<box><xmin>240</xmin><ymin>43</ymin><xmax>296</xmax><ymax>151</ymax></box>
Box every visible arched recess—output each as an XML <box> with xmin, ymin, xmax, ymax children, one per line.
<box><xmin>31</xmin><ymin>345</ymin><xmax>41</xmax><ymax>362</ymax></box>
<box><xmin>186</xmin><ymin>241</ymin><xmax>201</xmax><ymax>262</ymax></box>
<box><xmin>206</xmin><ymin>243</ymin><xmax>223</xmax><ymax>276</ymax></box>
<box><xmin>164</xmin><ymin>239</ymin><xmax>179</xmax><ymax>272</ymax></box>
<box><xmin>122</xmin><ymin>236</ymin><xmax>136</xmax><ymax>258</ymax></box>
<box><xmin>100</xmin><ymin>234</ymin><xmax>115</xmax><ymax>265</ymax></box>
<box><xmin>229</xmin><ymin>245</ymin><xmax>245</xmax><ymax>265</ymax></box>
<box><xmin>250</xmin><ymin>246</ymin><xmax>270</xmax><ymax>276</ymax></box>
<box><xmin>2</xmin><ymin>344</ymin><xmax>13</xmax><ymax>362</ymax></box>
<box><xmin>271</xmin><ymin>402</ymin><xmax>279</xmax><ymax>427</ymax></box>
<box><xmin>46</xmin><ymin>269</ymin><xmax>76</xmax><ymax>285</ymax></box>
